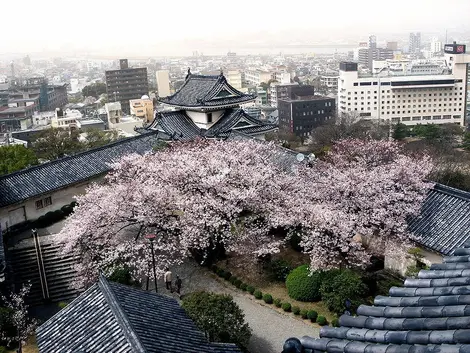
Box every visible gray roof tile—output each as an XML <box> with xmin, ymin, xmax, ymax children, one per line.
<box><xmin>284</xmin><ymin>243</ymin><xmax>470</xmax><ymax>353</ymax></box>
<box><xmin>159</xmin><ymin>74</ymin><xmax>255</xmax><ymax>108</ymax></box>
<box><xmin>37</xmin><ymin>276</ymin><xmax>242</xmax><ymax>353</ymax></box>
<box><xmin>0</xmin><ymin>132</ymin><xmax>160</xmax><ymax>208</ymax></box>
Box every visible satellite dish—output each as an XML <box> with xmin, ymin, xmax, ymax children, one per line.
<box><xmin>296</xmin><ymin>153</ymin><xmax>305</xmax><ymax>162</ymax></box>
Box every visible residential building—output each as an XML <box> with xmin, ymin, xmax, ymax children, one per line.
<box><xmin>0</xmin><ymin>106</ymin><xmax>34</xmax><ymax>131</ymax></box>
<box><xmin>156</xmin><ymin>70</ymin><xmax>171</xmax><ymax>97</ymax></box>
<box><xmin>337</xmin><ymin>43</ymin><xmax>470</xmax><ymax>126</ymax></box>
<box><xmin>130</xmin><ymin>96</ymin><xmax>154</xmax><ymax>123</ymax></box>
<box><xmin>105</xmin><ymin>102</ymin><xmax>122</xmax><ymax>125</ymax></box>
<box><xmin>245</xmin><ymin>69</ymin><xmax>273</xmax><ymax>86</ymax></box>
<box><xmin>358</xmin><ymin>36</ymin><xmax>395</xmax><ymax>71</ymax></box>
<box><xmin>284</xmin><ymin>239</ymin><xmax>470</xmax><ymax>352</ymax></box>
<box><xmin>278</xmin><ymin>85</ymin><xmax>335</xmax><ymax>137</ymax></box>
<box><xmin>430</xmin><ymin>37</ymin><xmax>442</xmax><ymax>55</ymax></box>
<box><xmin>37</xmin><ymin>275</ymin><xmax>241</xmax><ymax>353</ymax></box>
<box><xmin>50</xmin><ymin>108</ymin><xmax>82</xmax><ymax>129</ymax></box>
<box><xmin>274</xmin><ymin>71</ymin><xmax>291</xmax><ymax>84</ymax></box>
<box><xmin>148</xmin><ymin>70</ymin><xmax>277</xmax><ymax>140</ymax></box>
<box><xmin>225</xmin><ymin>70</ymin><xmax>242</xmax><ymax>90</ymax></box>
<box><xmin>320</xmin><ymin>74</ymin><xmax>339</xmax><ymax>90</ymax></box>
<box><xmin>105</xmin><ymin>59</ymin><xmax>149</xmax><ymax>114</ymax></box>
<box><xmin>409</xmin><ymin>32</ymin><xmax>422</xmax><ymax>57</ymax></box>
<box><xmin>270</xmin><ymin>83</ymin><xmax>299</xmax><ymax>107</ymax></box>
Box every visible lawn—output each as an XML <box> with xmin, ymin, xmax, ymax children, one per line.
<box><xmin>215</xmin><ymin>247</ymin><xmax>337</xmax><ymax>324</ymax></box>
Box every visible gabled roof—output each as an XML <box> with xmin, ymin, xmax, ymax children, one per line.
<box><xmin>0</xmin><ymin>132</ymin><xmax>161</xmax><ymax>208</ymax></box>
<box><xmin>158</xmin><ymin>73</ymin><xmax>255</xmax><ymax>109</ymax></box>
<box><xmin>147</xmin><ymin>108</ymin><xmax>277</xmax><ymax>141</ymax></box>
<box><xmin>409</xmin><ymin>184</ymin><xmax>470</xmax><ymax>255</ymax></box>
<box><xmin>37</xmin><ymin>276</ymin><xmax>241</xmax><ymax>353</ymax></box>
<box><xmin>284</xmin><ymin>242</ymin><xmax>470</xmax><ymax>353</ymax></box>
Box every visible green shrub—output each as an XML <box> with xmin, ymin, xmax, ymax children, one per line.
<box><xmin>224</xmin><ymin>271</ymin><xmax>232</xmax><ymax>281</ymax></box>
<box><xmin>58</xmin><ymin>301</ymin><xmax>68</xmax><ymax>309</ymax></box>
<box><xmin>320</xmin><ymin>269</ymin><xmax>367</xmax><ymax>315</ymax></box>
<box><xmin>286</xmin><ymin>265</ymin><xmax>324</xmax><ymax>302</ymax></box>
<box><xmin>108</xmin><ymin>266</ymin><xmax>141</xmax><ymax>288</ymax></box>
<box><xmin>265</xmin><ymin>259</ymin><xmax>293</xmax><ymax>282</ymax></box>
<box><xmin>234</xmin><ymin>279</ymin><xmax>242</xmax><ymax>288</ymax></box>
<box><xmin>262</xmin><ymin>294</ymin><xmax>273</xmax><ymax>304</ymax></box>
<box><xmin>300</xmin><ymin>309</ymin><xmax>308</xmax><ymax>319</ymax></box>
<box><xmin>0</xmin><ymin>346</ymin><xmax>6</xmax><ymax>353</ymax></box>
<box><xmin>274</xmin><ymin>298</ymin><xmax>282</xmax><ymax>307</ymax></box>
<box><xmin>240</xmin><ymin>283</ymin><xmax>248</xmax><ymax>291</ymax></box>
<box><xmin>247</xmin><ymin>285</ymin><xmax>255</xmax><ymax>294</ymax></box>
<box><xmin>292</xmin><ymin>306</ymin><xmax>301</xmax><ymax>315</ymax></box>
<box><xmin>217</xmin><ymin>268</ymin><xmax>226</xmax><ymax>277</ymax></box>
<box><xmin>211</xmin><ymin>264</ymin><xmax>218</xmax><ymax>273</ymax></box>
<box><xmin>307</xmin><ymin>310</ymin><xmax>318</xmax><ymax>322</ymax></box>
<box><xmin>331</xmin><ymin>318</ymin><xmax>340</xmax><ymax>327</ymax></box>
<box><xmin>229</xmin><ymin>275</ymin><xmax>238</xmax><ymax>284</ymax></box>
<box><xmin>282</xmin><ymin>302</ymin><xmax>292</xmax><ymax>312</ymax></box>
<box><xmin>316</xmin><ymin>315</ymin><xmax>327</xmax><ymax>326</ymax></box>
<box><xmin>253</xmin><ymin>290</ymin><xmax>263</xmax><ymax>299</ymax></box>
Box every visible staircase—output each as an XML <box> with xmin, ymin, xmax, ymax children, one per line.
<box><xmin>7</xmin><ymin>234</ymin><xmax>82</xmax><ymax>306</ymax></box>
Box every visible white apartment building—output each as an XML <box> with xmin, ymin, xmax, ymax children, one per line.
<box><xmin>338</xmin><ymin>43</ymin><xmax>470</xmax><ymax>126</ymax></box>
<box><xmin>320</xmin><ymin>75</ymin><xmax>339</xmax><ymax>89</ymax></box>
<box><xmin>245</xmin><ymin>69</ymin><xmax>273</xmax><ymax>86</ymax></box>
<box><xmin>156</xmin><ymin>70</ymin><xmax>171</xmax><ymax>97</ymax></box>
<box><xmin>225</xmin><ymin>70</ymin><xmax>242</xmax><ymax>90</ymax></box>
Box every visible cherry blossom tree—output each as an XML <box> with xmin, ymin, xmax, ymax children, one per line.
<box><xmin>296</xmin><ymin>139</ymin><xmax>434</xmax><ymax>269</ymax></box>
<box><xmin>58</xmin><ymin>139</ymin><xmax>303</xmax><ymax>288</ymax></box>
<box><xmin>1</xmin><ymin>283</ymin><xmax>37</xmax><ymax>353</ymax></box>
<box><xmin>58</xmin><ymin>138</ymin><xmax>434</xmax><ymax>287</ymax></box>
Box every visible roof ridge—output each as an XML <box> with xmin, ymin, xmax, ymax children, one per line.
<box><xmin>434</xmin><ymin>183</ymin><xmax>470</xmax><ymax>201</ymax></box>
<box><xmin>98</xmin><ymin>275</ymin><xmax>147</xmax><ymax>353</ymax></box>
<box><xmin>0</xmin><ymin>131</ymin><xmax>158</xmax><ymax>181</ymax></box>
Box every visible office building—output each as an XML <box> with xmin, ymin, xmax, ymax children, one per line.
<box><xmin>105</xmin><ymin>59</ymin><xmax>149</xmax><ymax>114</ymax></box>
<box><xmin>337</xmin><ymin>43</ymin><xmax>470</xmax><ymax>127</ymax></box>
<box><xmin>270</xmin><ymin>83</ymin><xmax>299</xmax><ymax>107</ymax></box>
<box><xmin>156</xmin><ymin>70</ymin><xmax>171</xmax><ymax>97</ymax></box>
<box><xmin>278</xmin><ymin>85</ymin><xmax>335</xmax><ymax>137</ymax></box>
<box><xmin>409</xmin><ymin>32</ymin><xmax>422</xmax><ymax>57</ymax></box>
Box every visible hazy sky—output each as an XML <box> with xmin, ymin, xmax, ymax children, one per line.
<box><xmin>3</xmin><ymin>0</ymin><xmax>470</xmax><ymax>55</ymax></box>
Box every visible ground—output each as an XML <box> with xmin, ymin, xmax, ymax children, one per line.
<box><xmin>215</xmin><ymin>248</ymin><xmax>337</xmax><ymax>323</ymax></box>
<box><xmin>154</xmin><ymin>260</ymin><xmax>320</xmax><ymax>353</ymax></box>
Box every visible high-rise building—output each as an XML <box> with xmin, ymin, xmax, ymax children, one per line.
<box><xmin>431</xmin><ymin>37</ymin><xmax>442</xmax><ymax>55</ymax></box>
<box><xmin>337</xmin><ymin>43</ymin><xmax>470</xmax><ymax>127</ymax></box>
<box><xmin>409</xmin><ymin>32</ymin><xmax>422</xmax><ymax>57</ymax></box>
<box><xmin>105</xmin><ymin>59</ymin><xmax>149</xmax><ymax>114</ymax></box>
<box><xmin>278</xmin><ymin>85</ymin><xmax>335</xmax><ymax>137</ymax></box>
<box><xmin>358</xmin><ymin>36</ymin><xmax>394</xmax><ymax>70</ymax></box>
<box><xmin>156</xmin><ymin>70</ymin><xmax>171</xmax><ymax>97</ymax></box>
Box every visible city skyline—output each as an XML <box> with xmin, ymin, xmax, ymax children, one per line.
<box><xmin>3</xmin><ymin>0</ymin><xmax>470</xmax><ymax>57</ymax></box>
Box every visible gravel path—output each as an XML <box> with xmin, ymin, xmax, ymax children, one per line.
<box><xmin>151</xmin><ymin>260</ymin><xmax>319</xmax><ymax>353</ymax></box>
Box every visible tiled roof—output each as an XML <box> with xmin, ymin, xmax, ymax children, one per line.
<box><xmin>158</xmin><ymin>73</ymin><xmax>255</xmax><ymax>109</ymax></box>
<box><xmin>37</xmin><ymin>276</ymin><xmax>241</xmax><ymax>353</ymax></box>
<box><xmin>284</xmin><ymin>242</ymin><xmax>470</xmax><ymax>353</ymax></box>
<box><xmin>147</xmin><ymin>108</ymin><xmax>277</xmax><ymax>141</ymax></box>
<box><xmin>0</xmin><ymin>132</ymin><xmax>160</xmax><ymax>208</ymax></box>
<box><xmin>409</xmin><ymin>184</ymin><xmax>470</xmax><ymax>255</ymax></box>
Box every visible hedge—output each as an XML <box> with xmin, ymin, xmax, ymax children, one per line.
<box><xmin>234</xmin><ymin>279</ymin><xmax>242</xmax><ymax>288</ymax></box>
<box><xmin>300</xmin><ymin>309</ymin><xmax>308</xmax><ymax>319</ymax></box>
<box><xmin>240</xmin><ymin>283</ymin><xmax>248</xmax><ymax>291</ymax></box>
<box><xmin>253</xmin><ymin>290</ymin><xmax>263</xmax><ymax>299</ymax></box>
<box><xmin>331</xmin><ymin>318</ymin><xmax>340</xmax><ymax>327</ymax></box>
<box><xmin>286</xmin><ymin>265</ymin><xmax>324</xmax><ymax>302</ymax></box>
<box><xmin>247</xmin><ymin>285</ymin><xmax>255</xmax><ymax>294</ymax></box>
<box><xmin>282</xmin><ymin>302</ymin><xmax>292</xmax><ymax>312</ymax></box>
<box><xmin>274</xmin><ymin>298</ymin><xmax>282</xmax><ymax>308</ymax></box>
<box><xmin>262</xmin><ymin>294</ymin><xmax>273</xmax><ymax>304</ymax></box>
<box><xmin>292</xmin><ymin>306</ymin><xmax>301</xmax><ymax>315</ymax></box>
<box><xmin>223</xmin><ymin>271</ymin><xmax>232</xmax><ymax>281</ymax></box>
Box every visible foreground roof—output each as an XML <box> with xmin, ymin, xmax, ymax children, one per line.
<box><xmin>0</xmin><ymin>131</ymin><xmax>160</xmax><ymax>208</ymax></box>
<box><xmin>284</xmin><ymin>241</ymin><xmax>470</xmax><ymax>353</ymax></box>
<box><xmin>158</xmin><ymin>72</ymin><xmax>255</xmax><ymax>109</ymax></box>
<box><xmin>409</xmin><ymin>184</ymin><xmax>470</xmax><ymax>255</ymax></box>
<box><xmin>37</xmin><ymin>276</ymin><xmax>241</xmax><ymax>353</ymax></box>
<box><xmin>147</xmin><ymin>108</ymin><xmax>278</xmax><ymax>140</ymax></box>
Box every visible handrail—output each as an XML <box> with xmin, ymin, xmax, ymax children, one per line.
<box><xmin>32</xmin><ymin>230</ymin><xmax>49</xmax><ymax>299</ymax></box>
